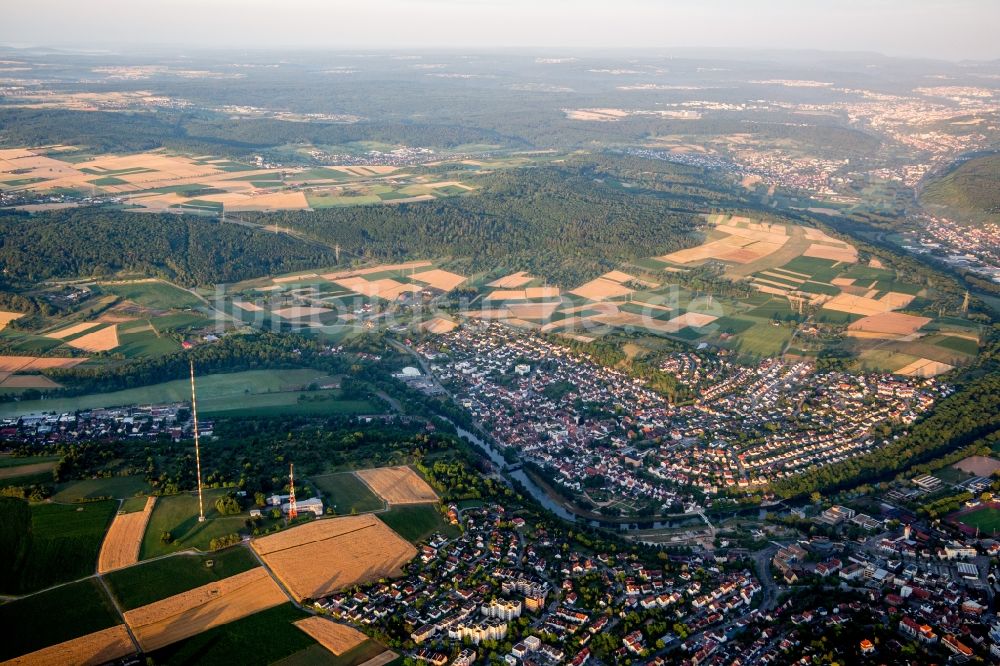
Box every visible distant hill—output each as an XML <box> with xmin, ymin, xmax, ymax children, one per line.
<box><xmin>921</xmin><ymin>153</ymin><xmax>1000</xmax><ymax>225</ymax></box>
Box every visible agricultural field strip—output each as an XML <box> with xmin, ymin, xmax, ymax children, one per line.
<box><xmin>97</xmin><ymin>497</ymin><xmax>156</xmax><ymax>573</ymax></box>
<box><xmin>122</xmin><ymin>566</ymin><xmax>287</xmax><ymax>652</ymax></box>
<box><xmin>1</xmin><ymin>624</ymin><xmax>135</xmax><ymax>666</ymax></box>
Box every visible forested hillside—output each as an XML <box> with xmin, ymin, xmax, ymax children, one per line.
<box><xmin>921</xmin><ymin>153</ymin><xmax>1000</xmax><ymax>225</ymax></box>
<box><xmin>0</xmin><ymin>210</ymin><xmax>336</xmax><ymax>285</ymax></box>
<box><xmin>249</xmin><ymin>160</ymin><xmax>736</xmax><ymax>285</ymax></box>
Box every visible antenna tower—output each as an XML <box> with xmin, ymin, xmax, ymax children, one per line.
<box><xmin>288</xmin><ymin>463</ymin><xmax>298</xmax><ymax>520</ymax></box>
<box><xmin>189</xmin><ymin>360</ymin><xmax>206</xmax><ymax>522</ymax></box>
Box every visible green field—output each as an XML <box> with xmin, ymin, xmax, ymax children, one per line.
<box><xmin>311</xmin><ymin>472</ymin><xmax>385</xmax><ymax>514</ymax></box>
<box><xmin>729</xmin><ymin>322</ymin><xmax>793</xmax><ymax>357</ymax></box>
<box><xmin>202</xmin><ymin>390</ymin><xmax>377</xmax><ymax>418</ymax></box>
<box><xmin>105</xmin><ymin>547</ymin><xmax>258</xmax><ymax>610</ymax></box>
<box><xmin>139</xmin><ymin>489</ymin><xmax>250</xmax><ymax>559</ymax></box>
<box><xmin>100</xmin><ymin>280</ymin><xmax>203</xmax><ymax>309</ymax></box>
<box><xmin>0</xmin><ymin>454</ymin><xmax>60</xmax><ymax>469</ymax></box>
<box><xmin>0</xmin><ymin>497</ymin><xmax>117</xmax><ymax>593</ymax></box>
<box><xmin>51</xmin><ymin>476</ymin><xmax>151</xmax><ymax>503</ymax></box>
<box><xmin>147</xmin><ymin>603</ymin><xmax>314</xmax><ymax>666</ymax></box>
<box><xmin>956</xmin><ymin>507</ymin><xmax>1000</xmax><ymax>534</ymax></box>
<box><xmin>0</xmin><ymin>368</ymin><xmax>344</xmax><ymax>418</ymax></box>
<box><xmin>0</xmin><ymin>578</ymin><xmax>121</xmax><ymax>662</ymax></box>
<box><xmin>377</xmin><ymin>504</ymin><xmax>455</xmax><ymax>543</ymax></box>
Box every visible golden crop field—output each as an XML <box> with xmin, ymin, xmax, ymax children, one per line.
<box><xmin>355</xmin><ymin>466</ymin><xmax>439</xmax><ymax>505</ymax></box>
<box><xmin>251</xmin><ymin>515</ymin><xmax>417</xmax><ymax>602</ymax></box>
<box><xmin>293</xmin><ymin>617</ymin><xmax>368</xmax><ymax>656</ymax></box>
<box><xmin>124</xmin><ymin>567</ymin><xmax>286</xmax><ymax>652</ymax></box>
<box><xmin>4</xmin><ymin>625</ymin><xmax>134</xmax><ymax>666</ymax></box>
<box><xmin>97</xmin><ymin>497</ymin><xmax>156</xmax><ymax>573</ymax></box>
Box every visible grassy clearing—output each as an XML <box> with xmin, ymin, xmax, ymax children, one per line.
<box><xmin>203</xmin><ymin>390</ymin><xmax>377</xmax><ymax>418</ymax></box>
<box><xmin>377</xmin><ymin>504</ymin><xmax>455</xmax><ymax>543</ymax></box>
<box><xmin>139</xmin><ymin>489</ymin><xmax>250</xmax><ymax>559</ymax></box>
<box><xmin>0</xmin><ymin>497</ymin><xmax>117</xmax><ymax>593</ymax></box>
<box><xmin>730</xmin><ymin>322</ymin><xmax>793</xmax><ymax>357</ymax></box>
<box><xmin>100</xmin><ymin>281</ymin><xmax>202</xmax><ymax>309</ymax></box>
<box><xmin>51</xmin><ymin>476</ymin><xmax>151</xmax><ymax>503</ymax></box>
<box><xmin>0</xmin><ymin>368</ymin><xmax>340</xmax><ymax>418</ymax></box>
<box><xmin>105</xmin><ymin>547</ymin><xmax>259</xmax><ymax>610</ymax></box>
<box><xmin>0</xmin><ymin>578</ymin><xmax>121</xmax><ymax>662</ymax></box>
<box><xmin>147</xmin><ymin>603</ymin><xmax>313</xmax><ymax>666</ymax></box>
<box><xmin>312</xmin><ymin>472</ymin><xmax>385</xmax><ymax>515</ymax></box>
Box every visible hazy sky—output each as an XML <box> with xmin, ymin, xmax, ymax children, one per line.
<box><xmin>2</xmin><ymin>0</ymin><xmax>998</xmax><ymax>61</ymax></box>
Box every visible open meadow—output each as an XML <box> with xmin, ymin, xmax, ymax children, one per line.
<box><xmin>0</xmin><ymin>497</ymin><xmax>117</xmax><ymax>593</ymax></box>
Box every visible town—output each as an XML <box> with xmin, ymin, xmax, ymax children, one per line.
<box><xmin>415</xmin><ymin>323</ymin><xmax>946</xmax><ymax>513</ymax></box>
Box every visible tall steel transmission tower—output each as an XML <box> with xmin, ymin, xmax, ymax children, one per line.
<box><xmin>288</xmin><ymin>463</ymin><xmax>298</xmax><ymax>520</ymax></box>
<box><xmin>189</xmin><ymin>360</ymin><xmax>206</xmax><ymax>523</ymax></box>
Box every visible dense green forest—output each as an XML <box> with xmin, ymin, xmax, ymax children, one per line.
<box><xmin>249</xmin><ymin>159</ymin><xmax>742</xmax><ymax>286</ymax></box>
<box><xmin>921</xmin><ymin>152</ymin><xmax>1000</xmax><ymax>225</ymax></box>
<box><xmin>0</xmin><ymin>209</ymin><xmax>336</xmax><ymax>285</ymax></box>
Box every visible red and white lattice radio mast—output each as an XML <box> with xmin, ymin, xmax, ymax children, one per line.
<box><xmin>189</xmin><ymin>360</ymin><xmax>206</xmax><ymax>523</ymax></box>
<box><xmin>288</xmin><ymin>463</ymin><xmax>298</xmax><ymax>520</ymax></box>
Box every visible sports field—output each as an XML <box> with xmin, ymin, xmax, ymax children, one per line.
<box><xmin>955</xmin><ymin>506</ymin><xmax>1000</xmax><ymax>534</ymax></box>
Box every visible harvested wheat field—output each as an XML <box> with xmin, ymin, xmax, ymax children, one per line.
<box><xmin>124</xmin><ymin>567</ymin><xmax>286</xmax><ymax>652</ymax></box>
<box><xmin>358</xmin><ymin>650</ymin><xmax>400</xmax><ymax>666</ymax></box>
<box><xmin>45</xmin><ymin>321</ymin><xmax>101</xmax><ymax>339</ymax></box>
<box><xmin>0</xmin><ymin>375</ymin><xmax>62</xmax><ymax>389</ymax></box>
<box><xmin>252</xmin><ymin>514</ymin><xmax>417</xmax><ymax>601</ymax></box>
<box><xmin>67</xmin><ymin>325</ymin><xmax>119</xmax><ymax>352</ymax></box>
<box><xmin>98</xmin><ymin>497</ymin><xmax>156</xmax><ymax>573</ymax></box>
<box><xmin>524</xmin><ymin>286</ymin><xmax>561</xmax><ymax>299</ymax></box>
<box><xmin>3</xmin><ymin>624</ymin><xmax>135</xmax><ymax>666</ymax></box>
<box><xmin>895</xmin><ymin>358</ymin><xmax>954</xmax><ymax>378</ymax></box>
<box><xmin>488</xmin><ymin>272</ymin><xmax>534</xmax><ymax>289</ymax></box>
<box><xmin>0</xmin><ymin>356</ymin><xmax>87</xmax><ymax>372</ymax></box>
<box><xmin>294</xmin><ymin>617</ymin><xmax>368</xmax><ymax>656</ymax></box>
<box><xmin>410</xmin><ymin>269</ymin><xmax>467</xmax><ymax>292</ymax></box>
<box><xmin>232</xmin><ymin>300</ymin><xmax>265</xmax><ymax>312</ymax></box>
<box><xmin>485</xmin><ymin>289</ymin><xmax>528</xmax><ymax>301</ymax></box>
<box><xmin>507</xmin><ymin>302</ymin><xmax>560</xmax><ymax>320</ymax></box>
<box><xmin>822</xmin><ymin>294</ymin><xmax>894</xmax><ymax>316</ymax></box>
<box><xmin>847</xmin><ymin>312</ymin><xmax>931</xmax><ymax>337</ymax></box>
<box><xmin>570</xmin><ymin>277</ymin><xmax>633</xmax><ymax>301</ymax></box>
<box><xmin>271</xmin><ymin>306</ymin><xmax>332</xmax><ymax>319</ymax></box>
<box><xmin>321</xmin><ymin>261</ymin><xmax>433</xmax><ymax>281</ymax></box>
<box><xmin>419</xmin><ymin>317</ymin><xmax>459</xmax><ymax>334</ymax></box>
<box><xmin>0</xmin><ymin>311</ymin><xmax>24</xmax><ymax>330</ymax></box>
<box><xmin>356</xmin><ymin>466</ymin><xmax>438</xmax><ymax>504</ymax></box>
<box><xmin>803</xmin><ymin>243</ymin><xmax>858</xmax><ymax>264</ymax></box>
